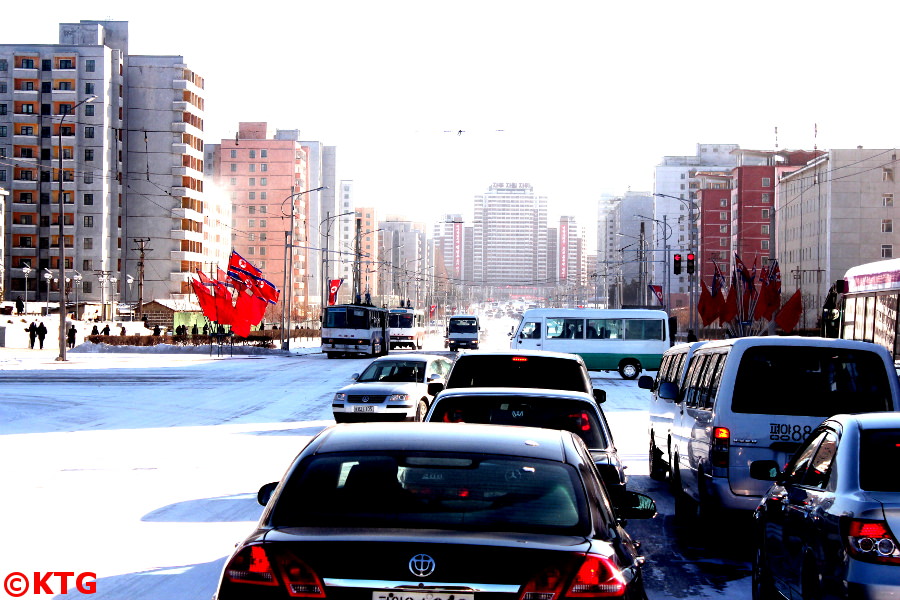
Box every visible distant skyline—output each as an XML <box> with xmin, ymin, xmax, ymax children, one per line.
<box><xmin>7</xmin><ymin>1</ymin><xmax>900</xmax><ymax>236</ymax></box>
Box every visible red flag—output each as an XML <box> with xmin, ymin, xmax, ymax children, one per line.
<box><xmin>228</xmin><ymin>251</ymin><xmax>263</xmax><ymax>281</ymax></box>
<box><xmin>698</xmin><ymin>281</ymin><xmax>716</xmax><ymax>326</ymax></box>
<box><xmin>250</xmin><ymin>277</ymin><xmax>280</xmax><ymax>304</ymax></box>
<box><xmin>191</xmin><ymin>278</ymin><xmax>217</xmax><ymax>319</ymax></box>
<box><xmin>763</xmin><ymin>261</ymin><xmax>782</xmax><ymax>319</ymax></box>
<box><xmin>720</xmin><ymin>284</ymin><xmax>739</xmax><ymax>324</ymax></box>
<box><xmin>328</xmin><ymin>279</ymin><xmax>343</xmax><ymax>306</ymax></box>
<box><xmin>212</xmin><ymin>280</ymin><xmax>237</xmax><ymax>325</ymax></box>
<box><xmin>775</xmin><ymin>289</ymin><xmax>803</xmax><ymax>333</ymax></box>
<box><xmin>197</xmin><ymin>269</ymin><xmax>214</xmax><ymax>284</ymax></box>
<box><xmin>236</xmin><ymin>288</ymin><xmax>267</xmax><ymax>327</ymax></box>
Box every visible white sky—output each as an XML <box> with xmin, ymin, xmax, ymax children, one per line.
<box><xmin>7</xmin><ymin>0</ymin><xmax>900</xmax><ymax>236</ymax></box>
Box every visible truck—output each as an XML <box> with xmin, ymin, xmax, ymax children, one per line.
<box><xmin>446</xmin><ymin>314</ymin><xmax>480</xmax><ymax>351</ymax></box>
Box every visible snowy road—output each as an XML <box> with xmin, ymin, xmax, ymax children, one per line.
<box><xmin>0</xmin><ymin>329</ymin><xmax>750</xmax><ymax>599</ymax></box>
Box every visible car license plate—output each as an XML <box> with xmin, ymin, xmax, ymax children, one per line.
<box><xmin>373</xmin><ymin>592</ymin><xmax>473</xmax><ymax>600</ymax></box>
<box><xmin>354</xmin><ymin>406</ymin><xmax>376</xmax><ymax>413</ymax></box>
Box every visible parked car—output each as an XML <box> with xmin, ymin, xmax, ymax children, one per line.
<box><xmin>638</xmin><ymin>341</ymin><xmax>705</xmax><ymax>481</ymax></box>
<box><xmin>669</xmin><ymin>336</ymin><xmax>900</xmax><ymax>520</ymax></box>
<box><xmin>425</xmin><ymin>387</ymin><xmax>627</xmax><ymax>499</ymax></box>
<box><xmin>331</xmin><ymin>354</ymin><xmax>452</xmax><ymax>422</ymax></box>
<box><xmin>429</xmin><ymin>349</ymin><xmax>606</xmax><ymax>404</ymax></box>
<box><xmin>214</xmin><ymin>422</ymin><xmax>657</xmax><ymax>600</ymax></box>
<box><xmin>750</xmin><ymin>413</ymin><xmax>900</xmax><ymax>600</ymax></box>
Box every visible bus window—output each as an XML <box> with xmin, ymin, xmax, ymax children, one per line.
<box><xmin>625</xmin><ymin>319</ymin><xmax>664</xmax><ymax>341</ymax></box>
<box><xmin>587</xmin><ymin>319</ymin><xmax>621</xmax><ymax>339</ymax></box>
<box><xmin>520</xmin><ymin>321</ymin><xmax>541</xmax><ymax>339</ymax></box>
<box><xmin>324</xmin><ymin>308</ymin><xmax>347</xmax><ymax>328</ymax></box>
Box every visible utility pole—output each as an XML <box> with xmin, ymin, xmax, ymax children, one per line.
<box><xmin>131</xmin><ymin>238</ymin><xmax>151</xmax><ymax>320</ymax></box>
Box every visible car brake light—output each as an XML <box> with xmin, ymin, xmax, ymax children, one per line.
<box><xmin>569</xmin><ymin>413</ymin><xmax>592</xmax><ymax>432</ymax></box>
<box><xmin>512</xmin><ymin>356</ymin><xmax>528</xmax><ymax>362</ymax></box>
<box><xmin>519</xmin><ymin>554</ymin><xmax>627</xmax><ymax>600</ymax></box>
<box><xmin>711</xmin><ymin>427</ymin><xmax>730</xmax><ymax>468</ymax></box>
<box><xmin>223</xmin><ymin>544</ymin><xmax>327</xmax><ymax>596</ymax></box>
<box><xmin>845</xmin><ymin>519</ymin><xmax>900</xmax><ymax>565</ymax></box>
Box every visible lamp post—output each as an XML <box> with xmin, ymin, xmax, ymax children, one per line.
<box><xmin>320</xmin><ymin>210</ymin><xmax>356</xmax><ymax>313</ymax></box>
<box><xmin>43</xmin><ymin>270</ymin><xmax>52</xmax><ymax>316</ymax></box>
<box><xmin>97</xmin><ymin>272</ymin><xmax>109</xmax><ymax>321</ymax></box>
<box><xmin>280</xmin><ymin>186</ymin><xmax>327</xmax><ymax>349</ymax></box>
<box><xmin>636</xmin><ymin>213</ymin><xmax>673</xmax><ymax>311</ymax></box>
<box><xmin>109</xmin><ymin>277</ymin><xmax>118</xmax><ymax>321</ymax></box>
<box><xmin>56</xmin><ymin>94</ymin><xmax>96</xmax><ymax>361</ymax></box>
<box><xmin>654</xmin><ymin>193</ymin><xmax>699</xmax><ymax>333</ymax></box>
<box><xmin>72</xmin><ymin>272</ymin><xmax>82</xmax><ymax>319</ymax></box>
<box><xmin>125</xmin><ymin>275</ymin><xmax>134</xmax><ymax>320</ymax></box>
<box><xmin>22</xmin><ymin>266</ymin><xmax>32</xmax><ymax>315</ymax></box>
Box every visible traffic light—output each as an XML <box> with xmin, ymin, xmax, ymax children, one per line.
<box><xmin>686</xmin><ymin>252</ymin><xmax>696</xmax><ymax>274</ymax></box>
<box><xmin>673</xmin><ymin>253</ymin><xmax>682</xmax><ymax>275</ymax></box>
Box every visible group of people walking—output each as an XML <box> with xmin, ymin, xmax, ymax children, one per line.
<box><xmin>25</xmin><ymin>322</ymin><xmax>48</xmax><ymax>349</ymax></box>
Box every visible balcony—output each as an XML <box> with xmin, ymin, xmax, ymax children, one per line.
<box><xmin>172</xmin><ymin>206</ymin><xmax>202</xmax><ymax>222</ymax></box>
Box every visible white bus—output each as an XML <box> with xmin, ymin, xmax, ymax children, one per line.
<box><xmin>321</xmin><ymin>304</ymin><xmax>388</xmax><ymax>359</ymax></box>
<box><xmin>510</xmin><ymin>308</ymin><xmax>671</xmax><ymax>379</ymax></box>
<box><xmin>388</xmin><ymin>307</ymin><xmax>425</xmax><ymax>349</ymax></box>
<box><xmin>832</xmin><ymin>257</ymin><xmax>900</xmax><ymax>361</ymax></box>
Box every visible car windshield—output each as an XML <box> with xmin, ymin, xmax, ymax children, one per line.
<box><xmin>272</xmin><ymin>452</ymin><xmax>589</xmax><ymax>535</ymax></box>
<box><xmin>430</xmin><ymin>396</ymin><xmax>609</xmax><ymax>449</ymax></box>
<box><xmin>357</xmin><ymin>360</ymin><xmax>425</xmax><ymax>383</ymax></box>
<box><xmin>389</xmin><ymin>313</ymin><xmax>414</xmax><ymax>328</ymax></box>
<box><xmin>860</xmin><ymin>428</ymin><xmax>900</xmax><ymax>492</ymax></box>
<box><xmin>449</xmin><ymin>319</ymin><xmax>478</xmax><ymax>333</ymax></box>
<box><xmin>731</xmin><ymin>347</ymin><xmax>893</xmax><ymax>416</ymax></box>
<box><xmin>446</xmin><ymin>355</ymin><xmax>589</xmax><ymax>392</ymax></box>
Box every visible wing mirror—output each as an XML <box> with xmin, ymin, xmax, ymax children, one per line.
<box><xmin>615</xmin><ymin>491</ymin><xmax>657</xmax><ymax>521</ymax></box>
<box><xmin>428</xmin><ymin>381</ymin><xmax>445</xmax><ymax>396</ymax></box>
<box><xmin>257</xmin><ymin>481</ymin><xmax>278</xmax><ymax>506</ymax></box>
<box><xmin>749</xmin><ymin>460</ymin><xmax>782</xmax><ymax>482</ymax></box>
<box><xmin>592</xmin><ymin>389</ymin><xmax>606</xmax><ymax>404</ymax></box>
<box><xmin>637</xmin><ymin>375</ymin><xmax>655</xmax><ymax>391</ymax></box>
<box><xmin>657</xmin><ymin>381</ymin><xmax>679</xmax><ymax>402</ymax></box>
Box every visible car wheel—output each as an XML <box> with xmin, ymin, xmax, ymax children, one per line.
<box><xmin>415</xmin><ymin>400</ymin><xmax>428</xmax><ymax>422</ymax></box>
<box><xmin>649</xmin><ymin>438</ymin><xmax>668</xmax><ymax>481</ymax></box>
<box><xmin>618</xmin><ymin>360</ymin><xmax>640</xmax><ymax>380</ymax></box>
<box><xmin>752</xmin><ymin>545</ymin><xmax>778</xmax><ymax>600</ymax></box>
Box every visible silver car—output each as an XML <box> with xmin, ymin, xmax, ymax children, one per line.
<box><xmin>332</xmin><ymin>354</ymin><xmax>452</xmax><ymax>423</ymax></box>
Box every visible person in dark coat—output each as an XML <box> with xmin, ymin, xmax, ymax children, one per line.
<box><xmin>191</xmin><ymin>323</ymin><xmax>199</xmax><ymax>335</ymax></box>
<box><xmin>27</xmin><ymin>322</ymin><xmax>37</xmax><ymax>349</ymax></box>
<box><xmin>153</xmin><ymin>324</ymin><xmax>161</xmax><ymax>336</ymax></box>
<box><xmin>67</xmin><ymin>325</ymin><xmax>77</xmax><ymax>349</ymax></box>
<box><xmin>91</xmin><ymin>325</ymin><xmax>99</xmax><ymax>336</ymax></box>
<box><xmin>120</xmin><ymin>326</ymin><xmax>127</xmax><ymax>336</ymax></box>
<box><xmin>101</xmin><ymin>324</ymin><xmax>111</xmax><ymax>336</ymax></box>
<box><xmin>36</xmin><ymin>322</ymin><xmax>48</xmax><ymax>349</ymax></box>
<box><xmin>15</xmin><ymin>296</ymin><xmax>24</xmax><ymax>316</ymax></box>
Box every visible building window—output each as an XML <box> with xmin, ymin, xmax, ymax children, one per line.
<box><xmin>230</xmin><ymin>149</ymin><xmax>237</xmax><ymax>158</ymax></box>
<box><xmin>22</xmin><ymin>104</ymin><xmax>34</xmax><ymax>114</ymax></box>
<box><xmin>0</xmin><ymin>104</ymin><xmax>5</xmax><ymax>115</ymax></box>
<box><xmin>248</xmin><ymin>178</ymin><xmax>255</xmax><ymax>186</ymax></box>
<box><xmin>260</xmin><ymin>192</ymin><xmax>267</xmax><ymax>200</ymax></box>
<box><xmin>260</xmin><ymin>178</ymin><xmax>267</xmax><ymax>186</ymax></box>
<box><xmin>260</xmin><ymin>163</ymin><xmax>268</xmax><ymax>172</ymax></box>
<box><xmin>84</xmin><ymin>238</ymin><xmax>93</xmax><ymax>249</ymax></box>
<box><xmin>248</xmin><ymin>192</ymin><xmax>256</xmax><ymax>200</ymax></box>
<box><xmin>0</xmin><ymin>59</ymin><xmax>6</xmax><ymax>71</ymax></box>
<box><xmin>884</xmin><ymin>169</ymin><xmax>894</xmax><ymax>182</ymax></box>
<box><xmin>761</xmin><ymin>225</ymin><xmax>770</xmax><ymax>234</ymax></box>
<box><xmin>84</xmin><ymin>127</ymin><xmax>94</xmax><ymax>138</ymax></box>
<box><xmin>259</xmin><ymin>205</ymin><xmax>267</xmax><ymax>213</ymax></box>
<box><xmin>83</xmin><ymin>193</ymin><xmax>93</xmax><ymax>205</ymax></box>
<box><xmin>84</xmin><ymin>216</ymin><xmax>94</xmax><ymax>227</ymax></box>
<box><xmin>762</xmin><ymin>177</ymin><xmax>772</xmax><ymax>187</ymax></box>
<box><xmin>85</xmin><ymin>82</ymin><xmax>94</xmax><ymax>95</ymax></box>
<box><xmin>229</xmin><ymin>177</ymin><xmax>237</xmax><ymax>185</ymax></box>
<box><xmin>230</xmin><ymin>163</ymin><xmax>237</xmax><ymax>172</ymax></box>
<box><xmin>248</xmin><ymin>164</ymin><xmax>256</xmax><ymax>173</ymax></box>
<box><xmin>249</xmin><ymin>150</ymin><xmax>256</xmax><ymax>158</ymax></box>
<box><xmin>883</xmin><ymin>219</ymin><xmax>893</xmax><ymax>233</ymax></box>
<box><xmin>761</xmin><ymin>193</ymin><xmax>770</xmax><ymax>203</ymax></box>
<box><xmin>260</xmin><ymin>149</ymin><xmax>267</xmax><ymax>158</ymax></box>
<box><xmin>884</xmin><ymin>194</ymin><xmax>894</xmax><ymax>207</ymax></box>
<box><xmin>0</xmin><ymin>126</ymin><xmax>6</xmax><ymax>137</ymax></box>
<box><xmin>84</xmin><ymin>172</ymin><xmax>93</xmax><ymax>184</ymax></box>
<box><xmin>85</xmin><ymin>59</ymin><xmax>95</xmax><ymax>72</ymax></box>
<box><xmin>259</xmin><ymin>247</ymin><xmax>266</xmax><ymax>256</ymax></box>
<box><xmin>761</xmin><ymin>240</ymin><xmax>769</xmax><ymax>250</ymax></box>
<box><xmin>248</xmin><ymin>219</ymin><xmax>256</xmax><ymax>228</ymax></box>
<box><xmin>719</xmin><ymin>225</ymin><xmax>727</xmax><ymax>233</ymax></box>
<box><xmin>259</xmin><ymin>232</ymin><xmax>267</xmax><ymax>241</ymax></box>
<box><xmin>719</xmin><ymin>211</ymin><xmax>728</xmax><ymax>220</ymax></box>
<box><xmin>883</xmin><ymin>244</ymin><xmax>893</xmax><ymax>259</ymax></box>
<box><xmin>720</xmin><ymin>237</ymin><xmax>728</xmax><ymax>247</ymax></box>
<box><xmin>719</xmin><ymin>198</ymin><xmax>727</xmax><ymax>207</ymax></box>
<box><xmin>248</xmin><ymin>233</ymin><xmax>256</xmax><ymax>241</ymax></box>
<box><xmin>762</xmin><ymin>209</ymin><xmax>770</xmax><ymax>218</ymax></box>
<box><xmin>259</xmin><ymin>219</ymin><xmax>267</xmax><ymax>228</ymax></box>
<box><xmin>248</xmin><ymin>206</ymin><xmax>256</xmax><ymax>214</ymax></box>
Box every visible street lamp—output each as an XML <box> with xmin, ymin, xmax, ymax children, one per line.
<box><xmin>21</xmin><ymin>266</ymin><xmax>32</xmax><ymax>315</ymax></box>
<box><xmin>280</xmin><ymin>186</ymin><xmax>327</xmax><ymax>349</ymax></box>
<box><xmin>654</xmin><ymin>193</ymin><xmax>699</xmax><ymax>333</ymax></box>
<box><xmin>56</xmin><ymin>94</ymin><xmax>96</xmax><ymax>361</ymax></box>
<box><xmin>43</xmin><ymin>270</ymin><xmax>53</xmax><ymax>316</ymax></box>
<box><xmin>125</xmin><ymin>275</ymin><xmax>134</xmax><ymax>319</ymax></box>
<box><xmin>320</xmin><ymin>210</ymin><xmax>356</xmax><ymax>312</ymax></box>
<box><xmin>72</xmin><ymin>272</ymin><xmax>83</xmax><ymax>319</ymax></box>
<box><xmin>109</xmin><ymin>277</ymin><xmax>118</xmax><ymax>321</ymax></box>
<box><xmin>636</xmin><ymin>213</ymin><xmax>673</xmax><ymax>311</ymax></box>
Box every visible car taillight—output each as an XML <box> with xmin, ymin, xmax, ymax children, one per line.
<box><xmin>512</xmin><ymin>356</ymin><xmax>529</xmax><ymax>362</ymax></box>
<box><xmin>845</xmin><ymin>519</ymin><xmax>900</xmax><ymax>565</ymax></box>
<box><xmin>224</xmin><ymin>544</ymin><xmax>326</xmax><ymax>597</ymax></box>
<box><xmin>519</xmin><ymin>554</ymin><xmax>627</xmax><ymax>600</ymax></box>
<box><xmin>569</xmin><ymin>413</ymin><xmax>592</xmax><ymax>432</ymax></box>
<box><xmin>711</xmin><ymin>427</ymin><xmax>730</xmax><ymax>468</ymax></box>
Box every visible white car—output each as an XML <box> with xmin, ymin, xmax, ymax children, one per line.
<box><xmin>331</xmin><ymin>354</ymin><xmax>453</xmax><ymax>423</ymax></box>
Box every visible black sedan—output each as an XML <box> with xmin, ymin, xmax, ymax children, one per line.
<box><xmin>750</xmin><ymin>412</ymin><xmax>900</xmax><ymax>600</ymax></box>
<box><xmin>425</xmin><ymin>387</ymin><xmax>627</xmax><ymax>500</ymax></box>
<box><xmin>214</xmin><ymin>422</ymin><xmax>656</xmax><ymax>600</ymax></box>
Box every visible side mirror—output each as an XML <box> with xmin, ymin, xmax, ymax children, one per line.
<box><xmin>749</xmin><ymin>460</ymin><xmax>782</xmax><ymax>481</ymax></box>
<box><xmin>427</xmin><ymin>373</ymin><xmax>440</xmax><ymax>382</ymax></box>
<box><xmin>257</xmin><ymin>481</ymin><xmax>278</xmax><ymax>506</ymax></box>
<box><xmin>428</xmin><ymin>381</ymin><xmax>445</xmax><ymax>396</ymax></box>
<box><xmin>637</xmin><ymin>375</ymin><xmax>655</xmax><ymax>390</ymax></box>
<box><xmin>657</xmin><ymin>381</ymin><xmax>679</xmax><ymax>402</ymax></box>
<box><xmin>592</xmin><ymin>389</ymin><xmax>606</xmax><ymax>404</ymax></box>
<box><xmin>351</xmin><ymin>373</ymin><xmax>360</xmax><ymax>381</ymax></box>
<box><xmin>615</xmin><ymin>491</ymin><xmax>657</xmax><ymax>520</ymax></box>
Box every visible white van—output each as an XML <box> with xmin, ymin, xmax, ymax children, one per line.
<box><xmin>510</xmin><ymin>308</ymin><xmax>670</xmax><ymax>379</ymax></box>
<box><xmin>638</xmin><ymin>341</ymin><xmax>705</xmax><ymax>481</ymax></box>
<box><xmin>669</xmin><ymin>336</ymin><xmax>900</xmax><ymax>518</ymax></box>
<box><xmin>446</xmin><ymin>315</ymin><xmax>480</xmax><ymax>351</ymax></box>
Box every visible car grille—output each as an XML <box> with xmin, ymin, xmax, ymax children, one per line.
<box><xmin>348</xmin><ymin>395</ymin><xmax>388</xmax><ymax>404</ymax></box>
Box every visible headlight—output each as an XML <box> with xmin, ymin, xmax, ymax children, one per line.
<box><xmin>333</xmin><ymin>393</ymin><xmax>347</xmax><ymax>402</ymax></box>
<box><xmin>387</xmin><ymin>394</ymin><xmax>410</xmax><ymax>402</ymax></box>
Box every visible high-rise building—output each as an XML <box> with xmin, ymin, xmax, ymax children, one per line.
<box><xmin>379</xmin><ymin>217</ymin><xmax>427</xmax><ymax>308</ymax></box>
<box><xmin>472</xmin><ymin>182</ymin><xmax>548</xmax><ymax>299</ymax></box>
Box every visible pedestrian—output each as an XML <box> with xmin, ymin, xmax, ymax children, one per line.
<box><xmin>15</xmin><ymin>296</ymin><xmax>24</xmax><ymax>316</ymax></box>
<box><xmin>120</xmin><ymin>326</ymin><xmax>127</xmax><ymax>336</ymax></box>
<box><xmin>687</xmin><ymin>329</ymin><xmax>698</xmax><ymax>342</ymax></box>
<box><xmin>153</xmin><ymin>324</ymin><xmax>161</xmax><ymax>336</ymax></box>
<box><xmin>36</xmin><ymin>322</ymin><xmax>47</xmax><ymax>349</ymax></box>
<box><xmin>202</xmin><ymin>323</ymin><xmax>209</xmax><ymax>335</ymax></box>
<box><xmin>67</xmin><ymin>325</ymin><xmax>77</xmax><ymax>349</ymax></box>
<box><xmin>101</xmin><ymin>324</ymin><xmax>111</xmax><ymax>336</ymax></box>
<box><xmin>91</xmin><ymin>325</ymin><xmax>99</xmax><ymax>336</ymax></box>
<box><xmin>26</xmin><ymin>322</ymin><xmax>37</xmax><ymax>349</ymax></box>
<box><xmin>191</xmin><ymin>323</ymin><xmax>199</xmax><ymax>336</ymax></box>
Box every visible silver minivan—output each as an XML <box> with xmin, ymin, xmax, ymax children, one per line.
<box><xmin>638</xmin><ymin>341</ymin><xmax>705</xmax><ymax>481</ymax></box>
<box><xmin>669</xmin><ymin>336</ymin><xmax>900</xmax><ymax>518</ymax></box>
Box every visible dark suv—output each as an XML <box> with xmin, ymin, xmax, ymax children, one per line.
<box><xmin>429</xmin><ymin>350</ymin><xmax>605</xmax><ymax>403</ymax></box>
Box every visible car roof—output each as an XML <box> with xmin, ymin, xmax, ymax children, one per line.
<box><xmin>827</xmin><ymin>412</ymin><xmax>900</xmax><ymax>429</ymax></box>
<box><xmin>455</xmin><ymin>349</ymin><xmax>586</xmax><ymax>361</ymax></box>
<box><xmin>695</xmin><ymin>335</ymin><xmax>891</xmax><ymax>353</ymax></box>
<box><xmin>311</xmin><ymin>422</ymin><xmax>572</xmax><ymax>462</ymax></box>
<box><xmin>370</xmin><ymin>354</ymin><xmax>446</xmax><ymax>362</ymax></box>
<box><xmin>435</xmin><ymin>386</ymin><xmax>597</xmax><ymax>403</ymax></box>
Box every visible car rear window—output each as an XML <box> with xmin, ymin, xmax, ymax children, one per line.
<box><xmin>272</xmin><ymin>452</ymin><xmax>589</xmax><ymax>534</ymax></box>
<box><xmin>446</xmin><ymin>356</ymin><xmax>589</xmax><ymax>392</ymax></box>
<box><xmin>431</xmin><ymin>397</ymin><xmax>608</xmax><ymax>449</ymax></box>
<box><xmin>731</xmin><ymin>347</ymin><xmax>893</xmax><ymax>416</ymax></box>
<box><xmin>860</xmin><ymin>428</ymin><xmax>900</xmax><ymax>492</ymax></box>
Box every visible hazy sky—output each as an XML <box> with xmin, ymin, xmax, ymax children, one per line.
<box><xmin>8</xmin><ymin>0</ymin><xmax>900</xmax><ymax>234</ymax></box>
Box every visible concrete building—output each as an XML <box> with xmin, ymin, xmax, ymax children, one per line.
<box><xmin>472</xmin><ymin>182</ymin><xmax>548</xmax><ymax>300</ymax></box>
<box><xmin>378</xmin><ymin>217</ymin><xmax>427</xmax><ymax>308</ymax></box>
<box><xmin>777</xmin><ymin>148</ymin><xmax>900</xmax><ymax>328</ymax></box>
<box><xmin>606</xmin><ymin>192</ymin><xmax>654</xmax><ymax>308</ymax></box>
